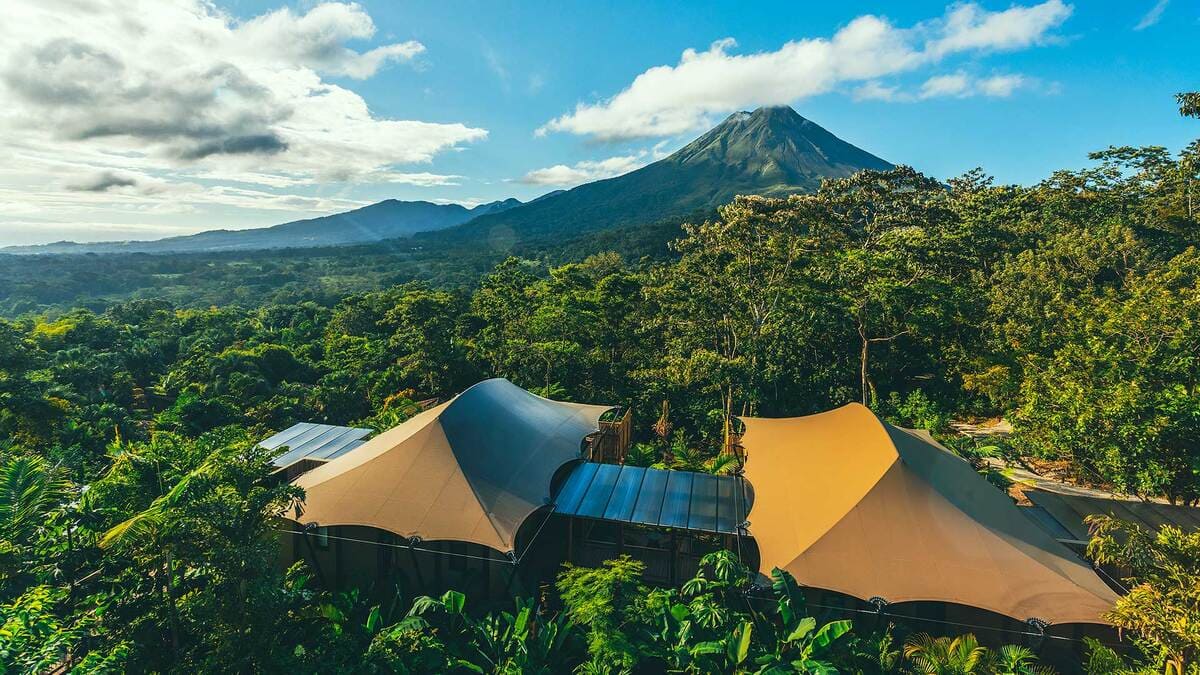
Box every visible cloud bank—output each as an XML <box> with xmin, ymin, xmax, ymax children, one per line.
<box><xmin>539</xmin><ymin>1</ymin><xmax>1072</xmax><ymax>140</ymax></box>
<box><xmin>0</xmin><ymin>0</ymin><xmax>486</xmax><ymax>240</ymax></box>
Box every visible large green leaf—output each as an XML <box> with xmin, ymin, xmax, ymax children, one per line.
<box><xmin>512</xmin><ymin>606</ymin><xmax>530</xmax><ymax>637</ymax></box>
<box><xmin>733</xmin><ymin>620</ymin><xmax>753</xmax><ymax>665</ymax></box>
<box><xmin>670</xmin><ymin>603</ymin><xmax>691</xmax><ymax>623</ymax></box>
<box><xmin>690</xmin><ymin>640</ymin><xmax>726</xmax><ymax>656</ymax></box>
<box><xmin>795</xmin><ymin>658</ymin><xmax>839</xmax><ymax>674</ymax></box>
<box><xmin>786</xmin><ymin>617</ymin><xmax>816</xmax><ymax>643</ymax></box>
<box><xmin>365</xmin><ymin>605</ymin><xmax>382</xmax><ymax>634</ymax></box>
<box><xmin>442</xmin><ymin>589</ymin><xmax>466</xmax><ymax>614</ymax></box>
<box><xmin>812</xmin><ymin>620</ymin><xmax>852</xmax><ymax>648</ymax></box>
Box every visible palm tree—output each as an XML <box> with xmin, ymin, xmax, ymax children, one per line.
<box><xmin>704</xmin><ymin>452</ymin><xmax>740</xmax><ymax>476</ymax></box>
<box><xmin>0</xmin><ymin>455</ymin><xmax>72</xmax><ymax>585</ymax></box>
<box><xmin>98</xmin><ymin>444</ymin><xmax>225</xmax><ymax>654</ymax></box>
<box><xmin>623</xmin><ymin>442</ymin><xmax>659</xmax><ymax>468</ymax></box>
<box><xmin>662</xmin><ymin>432</ymin><xmax>740</xmax><ymax>475</ymax></box>
<box><xmin>903</xmin><ymin>633</ymin><xmax>992</xmax><ymax>674</ymax></box>
<box><xmin>0</xmin><ymin>455</ymin><xmax>70</xmax><ymax>546</ymax></box>
<box><xmin>858</xmin><ymin>625</ymin><xmax>901</xmax><ymax>673</ymax></box>
<box><xmin>994</xmin><ymin>644</ymin><xmax>1055</xmax><ymax>674</ymax></box>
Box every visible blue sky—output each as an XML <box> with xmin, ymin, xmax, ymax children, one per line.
<box><xmin>0</xmin><ymin>0</ymin><xmax>1196</xmax><ymax>246</ymax></box>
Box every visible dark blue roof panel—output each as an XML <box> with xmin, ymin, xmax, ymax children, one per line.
<box><xmin>604</xmin><ymin>465</ymin><xmax>647</xmax><ymax>522</ymax></box>
<box><xmin>687</xmin><ymin>473</ymin><xmax>719</xmax><ymax>533</ymax></box>
<box><xmin>555</xmin><ymin>462</ymin><xmax>745</xmax><ymax>534</ymax></box>
<box><xmin>630</xmin><ymin>468</ymin><xmax>669</xmax><ymax>526</ymax></box>
<box><xmin>556</xmin><ymin>461</ymin><xmax>598</xmax><ymax>515</ymax></box>
<box><xmin>576</xmin><ymin>463</ymin><xmax>622</xmax><ymax>519</ymax></box>
<box><xmin>659</xmin><ymin>471</ymin><xmax>694</xmax><ymax>529</ymax></box>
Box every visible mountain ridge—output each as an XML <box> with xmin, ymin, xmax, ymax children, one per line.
<box><xmin>420</xmin><ymin>106</ymin><xmax>893</xmax><ymax>246</ymax></box>
<box><xmin>6</xmin><ymin>106</ymin><xmax>893</xmax><ymax>255</ymax></box>
<box><xmin>4</xmin><ymin>198</ymin><xmax>525</xmax><ymax>255</ymax></box>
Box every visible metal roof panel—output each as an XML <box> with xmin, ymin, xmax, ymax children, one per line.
<box><xmin>576</xmin><ymin>463</ymin><xmax>621</xmax><ymax>519</ymax></box>
<box><xmin>604</xmin><ymin>466</ymin><xmax>647</xmax><ymax>522</ymax></box>
<box><xmin>556</xmin><ymin>462</ymin><xmax>599</xmax><ymax>515</ymax></box>
<box><xmin>658</xmin><ymin>471</ymin><xmax>694</xmax><ymax>529</ymax></box>
<box><xmin>630</xmin><ymin>468</ymin><xmax>669</xmax><ymax>526</ymax></box>
<box><xmin>688</xmin><ymin>473</ymin><xmax>719</xmax><ymax>533</ymax></box>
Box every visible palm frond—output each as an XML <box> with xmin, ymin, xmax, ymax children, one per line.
<box><xmin>0</xmin><ymin>455</ymin><xmax>71</xmax><ymax>543</ymax></box>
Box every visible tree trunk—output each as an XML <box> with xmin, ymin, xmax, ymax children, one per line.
<box><xmin>859</xmin><ymin>328</ymin><xmax>870</xmax><ymax>406</ymax></box>
<box><xmin>163</xmin><ymin>552</ymin><xmax>181</xmax><ymax>654</ymax></box>
<box><xmin>1188</xmin><ymin>175</ymin><xmax>1193</xmax><ymax>219</ymax></box>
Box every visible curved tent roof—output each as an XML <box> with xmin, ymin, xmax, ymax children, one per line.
<box><xmin>291</xmin><ymin>378</ymin><xmax>612</xmax><ymax>553</ymax></box>
<box><xmin>740</xmin><ymin>403</ymin><xmax>1118</xmax><ymax>625</ymax></box>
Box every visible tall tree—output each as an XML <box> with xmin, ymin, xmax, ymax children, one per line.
<box><xmin>642</xmin><ymin>194</ymin><xmax>817</xmax><ymax>432</ymax></box>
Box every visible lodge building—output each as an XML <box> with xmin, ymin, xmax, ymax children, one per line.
<box><xmin>268</xmin><ymin>377</ymin><xmax>1128</xmax><ymax>650</ymax></box>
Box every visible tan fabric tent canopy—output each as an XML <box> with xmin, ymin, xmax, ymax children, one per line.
<box><xmin>290</xmin><ymin>378</ymin><xmax>612</xmax><ymax>554</ymax></box>
<box><xmin>740</xmin><ymin>403</ymin><xmax>1118</xmax><ymax>625</ymax></box>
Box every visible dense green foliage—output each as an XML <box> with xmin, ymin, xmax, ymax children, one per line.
<box><xmin>0</xmin><ymin>99</ymin><xmax>1196</xmax><ymax>671</ymax></box>
<box><xmin>1086</xmin><ymin>516</ymin><xmax>1200</xmax><ymax>674</ymax></box>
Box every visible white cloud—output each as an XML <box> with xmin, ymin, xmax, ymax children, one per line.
<box><xmin>919</xmin><ymin>72</ymin><xmax>1029</xmax><ymax>99</ymax></box>
<box><xmin>235</xmin><ymin>3</ymin><xmax>425</xmax><ymax>79</ymax></box>
<box><xmin>0</xmin><ymin>0</ymin><xmax>486</xmax><ymax>244</ymax></box>
<box><xmin>520</xmin><ymin>154</ymin><xmax>648</xmax><ymax>187</ymax></box>
<box><xmin>431</xmin><ymin>197</ymin><xmax>487</xmax><ymax>208</ymax></box>
<box><xmin>924</xmin><ymin>0</ymin><xmax>1072</xmax><ymax>58</ymax></box>
<box><xmin>539</xmin><ymin>1</ymin><xmax>1071</xmax><ymax>140</ymax></box>
<box><xmin>858</xmin><ymin>72</ymin><xmax>1030</xmax><ymax>102</ymax></box>
<box><xmin>976</xmin><ymin>74</ymin><xmax>1026</xmax><ymax>97</ymax></box>
<box><xmin>920</xmin><ymin>72</ymin><xmax>973</xmax><ymax>98</ymax></box>
<box><xmin>853</xmin><ymin>80</ymin><xmax>906</xmax><ymax>102</ymax></box>
<box><xmin>378</xmin><ymin>172</ymin><xmax>464</xmax><ymax>187</ymax></box>
<box><xmin>1134</xmin><ymin>0</ymin><xmax>1169</xmax><ymax>30</ymax></box>
<box><xmin>482</xmin><ymin>42</ymin><xmax>510</xmax><ymax>90</ymax></box>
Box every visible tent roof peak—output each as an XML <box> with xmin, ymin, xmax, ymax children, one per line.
<box><xmin>739</xmin><ymin>404</ymin><xmax>1118</xmax><ymax>625</ymax></box>
<box><xmin>290</xmin><ymin>379</ymin><xmax>612</xmax><ymax>553</ymax></box>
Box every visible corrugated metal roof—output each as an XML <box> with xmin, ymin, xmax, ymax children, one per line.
<box><xmin>555</xmin><ymin>462</ymin><xmax>750</xmax><ymax>535</ymax></box>
<box><xmin>1025</xmin><ymin>488</ymin><xmax>1200</xmax><ymax>542</ymax></box>
<box><xmin>259</xmin><ymin>422</ymin><xmax>373</xmax><ymax>469</ymax></box>
<box><xmin>1019</xmin><ymin>504</ymin><xmax>1079</xmax><ymax>543</ymax></box>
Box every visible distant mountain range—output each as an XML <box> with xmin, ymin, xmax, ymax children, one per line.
<box><xmin>5</xmin><ymin>198</ymin><xmax>524</xmax><ymax>254</ymax></box>
<box><xmin>6</xmin><ymin>106</ymin><xmax>892</xmax><ymax>255</ymax></box>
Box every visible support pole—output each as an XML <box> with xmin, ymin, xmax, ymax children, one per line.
<box><xmin>407</xmin><ymin>538</ymin><xmax>426</xmax><ymax>590</ymax></box>
<box><xmin>502</xmin><ymin>552</ymin><xmax>521</xmax><ymax>599</ymax></box>
<box><xmin>301</xmin><ymin>525</ymin><xmax>329</xmax><ymax>588</ymax></box>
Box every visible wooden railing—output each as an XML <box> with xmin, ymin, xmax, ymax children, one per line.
<box><xmin>722</xmin><ymin>413</ymin><xmax>744</xmax><ymax>461</ymax></box>
<box><xmin>589</xmin><ymin>408</ymin><xmax>632</xmax><ymax>463</ymax></box>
